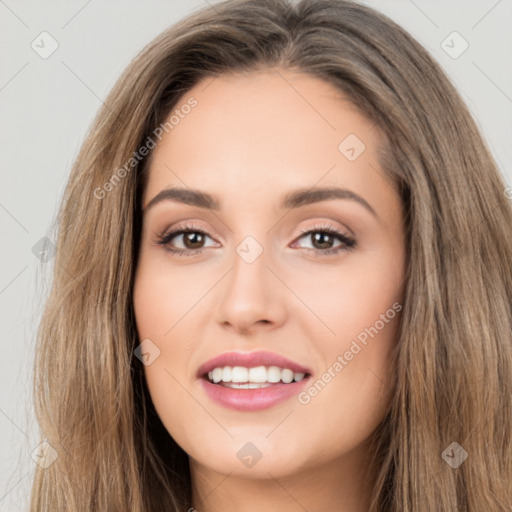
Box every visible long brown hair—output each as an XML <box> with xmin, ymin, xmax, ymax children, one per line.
<box><xmin>30</xmin><ymin>0</ymin><xmax>512</xmax><ymax>510</ymax></box>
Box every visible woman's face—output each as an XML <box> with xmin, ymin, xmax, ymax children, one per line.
<box><xmin>133</xmin><ymin>69</ymin><xmax>406</xmax><ymax>484</ymax></box>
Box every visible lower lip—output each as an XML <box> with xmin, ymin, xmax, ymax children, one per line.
<box><xmin>200</xmin><ymin>377</ymin><xmax>310</xmax><ymax>411</ymax></box>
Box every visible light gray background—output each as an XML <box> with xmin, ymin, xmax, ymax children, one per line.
<box><xmin>1</xmin><ymin>0</ymin><xmax>511</xmax><ymax>510</ymax></box>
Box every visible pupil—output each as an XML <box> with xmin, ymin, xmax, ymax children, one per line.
<box><xmin>313</xmin><ymin>232</ymin><xmax>332</xmax><ymax>249</ymax></box>
<box><xmin>185</xmin><ymin>232</ymin><xmax>203</xmax><ymax>249</ymax></box>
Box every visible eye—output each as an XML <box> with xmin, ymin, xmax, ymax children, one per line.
<box><xmin>155</xmin><ymin>222</ymin><xmax>356</xmax><ymax>257</ymax></box>
<box><xmin>292</xmin><ymin>224</ymin><xmax>356</xmax><ymax>255</ymax></box>
<box><xmin>155</xmin><ymin>222</ymin><xmax>218</xmax><ymax>257</ymax></box>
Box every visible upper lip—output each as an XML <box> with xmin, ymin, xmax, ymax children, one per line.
<box><xmin>196</xmin><ymin>350</ymin><xmax>312</xmax><ymax>379</ymax></box>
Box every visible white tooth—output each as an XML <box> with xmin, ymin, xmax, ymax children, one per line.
<box><xmin>281</xmin><ymin>368</ymin><xmax>294</xmax><ymax>383</ymax></box>
<box><xmin>293</xmin><ymin>372</ymin><xmax>305</xmax><ymax>382</ymax></box>
<box><xmin>248</xmin><ymin>366</ymin><xmax>267</xmax><ymax>383</ymax></box>
<box><xmin>212</xmin><ymin>367</ymin><xmax>223</xmax><ymax>383</ymax></box>
<box><xmin>267</xmin><ymin>366</ymin><xmax>281</xmax><ymax>383</ymax></box>
<box><xmin>231</xmin><ymin>366</ymin><xmax>248</xmax><ymax>383</ymax></box>
<box><xmin>213</xmin><ymin>365</ymin><xmax>304</xmax><ymax>384</ymax></box>
<box><xmin>221</xmin><ymin>366</ymin><xmax>232</xmax><ymax>382</ymax></box>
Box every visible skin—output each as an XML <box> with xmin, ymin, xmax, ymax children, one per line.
<box><xmin>133</xmin><ymin>68</ymin><xmax>406</xmax><ymax>512</ymax></box>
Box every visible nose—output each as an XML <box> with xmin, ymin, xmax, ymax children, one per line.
<box><xmin>214</xmin><ymin>244</ymin><xmax>287</xmax><ymax>335</ymax></box>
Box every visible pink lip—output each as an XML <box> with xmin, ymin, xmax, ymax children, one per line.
<box><xmin>200</xmin><ymin>378</ymin><xmax>311</xmax><ymax>411</ymax></box>
<box><xmin>197</xmin><ymin>350</ymin><xmax>312</xmax><ymax>412</ymax></box>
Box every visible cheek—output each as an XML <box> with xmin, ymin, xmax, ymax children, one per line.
<box><xmin>133</xmin><ymin>265</ymin><xmax>189</xmax><ymax>372</ymax></box>
<box><xmin>132</xmin><ymin>257</ymin><xmax>212</xmax><ymax>431</ymax></box>
<box><xmin>290</xmin><ymin>251</ymin><xmax>403</xmax><ymax>424</ymax></box>
<box><xmin>291</xmin><ymin>248</ymin><xmax>404</xmax><ymax>347</ymax></box>
<box><xmin>133</xmin><ymin>255</ymin><xmax>209</xmax><ymax>339</ymax></box>
<box><xmin>133</xmin><ymin>268</ymin><xmax>199</xmax><ymax>448</ymax></box>
<box><xmin>294</xmin><ymin>308</ymin><xmax>400</xmax><ymax>457</ymax></box>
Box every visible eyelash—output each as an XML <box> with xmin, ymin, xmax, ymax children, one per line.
<box><xmin>155</xmin><ymin>222</ymin><xmax>356</xmax><ymax>257</ymax></box>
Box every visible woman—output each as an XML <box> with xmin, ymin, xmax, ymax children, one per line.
<box><xmin>30</xmin><ymin>0</ymin><xmax>512</xmax><ymax>510</ymax></box>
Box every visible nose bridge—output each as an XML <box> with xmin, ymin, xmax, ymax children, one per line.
<box><xmin>229</xmin><ymin>232</ymin><xmax>270</xmax><ymax>298</ymax></box>
<box><xmin>214</xmin><ymin>231</ymin><xmax>286</xmax><ymax>331</ymax></box>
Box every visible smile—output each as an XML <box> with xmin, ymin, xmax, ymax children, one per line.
<box><xmin>197</xmin><ymin>351</ymin><xmax>312</xmax><ymax>411</ymax></box>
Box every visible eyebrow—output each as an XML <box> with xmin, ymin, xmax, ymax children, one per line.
<box><xmin>143</xmin><ymin>186</ymin><xmax>378</xmax><ymax>218</ymax></box>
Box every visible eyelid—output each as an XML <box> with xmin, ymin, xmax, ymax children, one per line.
<box><xmin>296</xmin><ymin>221</ymin><xmax>352</xmax><ymax>238</ymax></box>
<box><xmin>293</xmin><ymin>222</ymin><xmax>356</xmax><ymax>251</ymax></box>
<box><xmin>154</xmin><ymin>221</ymin><xmax>220</xmax><ymax>246</ymax></box>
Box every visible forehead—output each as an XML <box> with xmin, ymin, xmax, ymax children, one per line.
<box><xmin>143</xmin><ymin>69</ymin><xmax>392</xmax><ymax>209</ymax></box>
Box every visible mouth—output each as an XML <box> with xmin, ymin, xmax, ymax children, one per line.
<box><xmin>197</xmin><ymin>351</ymin><xmax>313</xmax><ymax>411</ymax></box>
